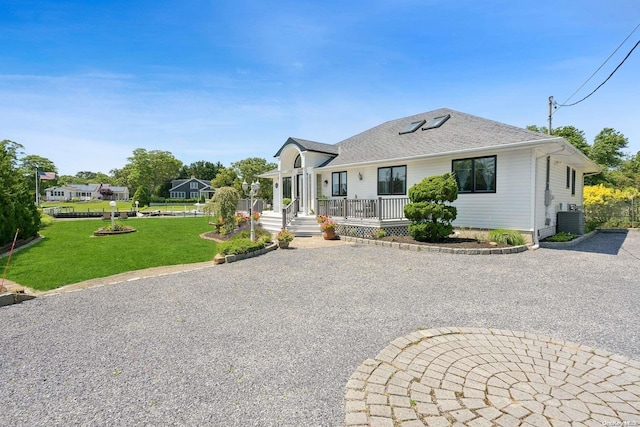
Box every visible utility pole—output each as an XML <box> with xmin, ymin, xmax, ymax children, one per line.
<box><xmin>548</xmin><ymin>95</ymin><xmax>554</xmax><ymax>135</ymax></box>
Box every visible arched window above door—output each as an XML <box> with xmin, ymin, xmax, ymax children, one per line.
<box><xmin>294</xmin><ymin>154</ymin><xmax>301</xmax><ymax>168</ymax></box>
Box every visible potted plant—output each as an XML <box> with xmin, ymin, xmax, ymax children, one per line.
<box><xmin>320</xmin><ymin>219</ymin><xmax>337</xmax><ymax>240</ymax></box>
<box><xmin>316</xmin><ymin>214</ymin><xmax>328</xmax><ymax>224</ymax></box>
<box><xmin>275</xmin><ymin>228</ymin><xmax>294</xmax><ymax>249</ymax></box>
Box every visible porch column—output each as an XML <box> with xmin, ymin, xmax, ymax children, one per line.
<box><xmin>302</xmin><ymin>167</ymin><xmax>308</xmax><ymax>215</ymax></box>
<box><xmin>277</xmin><ymin>171</ymin><xmax>283</xmax><ymax>211</ymax></box>
<box><xmin>308</xmin><ymin>167</ymin><xmax>316</xmax><ymax>214</ymax></box>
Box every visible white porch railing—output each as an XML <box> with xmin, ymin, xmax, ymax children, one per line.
<box><xmin>282</xmin><ymin>198</ymin><xmax>299</xmax><ymax>228</ymax></box>
<box><xmin>316</xmin><ymin>197</ymin><xmax>410</xmax><ymax>220</ymax></box>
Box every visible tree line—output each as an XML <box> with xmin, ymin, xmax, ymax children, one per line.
<box><xmin>5</xmin><ymin>145</ymin><xmax>277</xmax><ymax>206</ymax></box>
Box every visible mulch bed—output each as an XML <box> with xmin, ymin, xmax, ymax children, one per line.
<box><xmin>378</xmin><ymin>235</ymin><xmax>509</xmax><ymax>249</ymax></box>
<box><xmin>202</xmin><ymin>223</ymin><xmax>262</xmax><ymax>243</ymax></box>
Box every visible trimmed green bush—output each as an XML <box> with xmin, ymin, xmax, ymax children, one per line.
<box><xmin>488</xmin><ymin>229</ymin><xmax>526</xmax><ymax>246</ymax></box>
<box><xmin>404</xmin><ymin>173</ymin><xmax>458</xmax><ymax>242</ymax></box>
<box><xmin>545</xmin><ymin>231</ymin><xmax>577</xmax><ymax>242</ymax></box>
<box><xmin>218</xmin><ymin>239</ymin><xmax>265</xmax><ymax>255</ymax></box>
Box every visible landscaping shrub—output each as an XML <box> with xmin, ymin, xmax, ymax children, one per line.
<box><xmin>583</xmin><ymin>185</ymin><xmax>639</xmax><ymax>229</ymax></box>
<box><xmin>218</xmin><ymin>239</ymin><xmax>265</xmax><ymax>255</ymax></box>
<box><xmin>545</xmin><ymin>231</ymin><xmax>577</xmax><ymax>242</ymax></box>
<box><xmin>204</xmin><ymin>187</ymin><xmax>240</xmax><ymax>234</ymax></box>
<box><xmin>282</xmin><ymin>197</ymin><xmax>292</xmax><ymax>206</ymax></box>
<box><xmin>232</xmin><ymin>227</ymin><xmax>271</xmax><ymax>242</ymax></box>
<box><xmin>404</xmin><ymin>173</ymin><xmax>458</xmax><ymax>242</ymax></box>
<box><xmin>488</xmin><ymin>229</ymin><xmax>526</xmax><ymax>246</ymax></box>
<box><xmin>39</xmin><ymin>213</ymin><xmax>54</xmax><ymax>229</ymax></box>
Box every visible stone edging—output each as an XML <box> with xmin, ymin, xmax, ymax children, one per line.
<box><xmin>341</xmin><ymin>236</ymin><xmax>528</xmax><ymax>255</ymax></box>
<box><xmin>537</xmin><ymin>227</ymin><xmax>635</xmax><ymax>249</ymax></box>
<box><xmin>0</xmin><ymin>291</ymin><xmax>36</xmax><ymax>307</ymax></box>
<box><xmin>223</xmin><ymin>242</ymin><xmax>278</xmax><ymax>264</ymax></box>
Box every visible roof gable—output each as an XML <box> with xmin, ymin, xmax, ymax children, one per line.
<box><xmin>274</xmin><ymin>137</ymin><xmax>339</xmax><ymax>157</ymax></box>
<box><xmin>169</xmin><ymin>177</ymin><xmax>211</xmax><ymax>192</ymax></box>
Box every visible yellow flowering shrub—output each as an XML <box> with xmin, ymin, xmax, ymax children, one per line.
<box><xmin>583</xmin><ymin>185</ymin><xmax>639</xmax><ymax>229</ymax></box>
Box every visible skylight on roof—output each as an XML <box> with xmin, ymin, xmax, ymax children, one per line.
<box><xmin>399</xmin><ymin>119</ymin><xmax>426</xmax><ymax>135</ymax></box>
<box><xmin>422</xmin><ymin>114</ymin><xmax>451</xmax><ymax>130</ymax></box>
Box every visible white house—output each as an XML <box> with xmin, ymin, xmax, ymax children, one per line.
<box><xmin>261</xmin><ymin>108</ymin><xmax>600</xmax><ymax>243</ymax></box>
<box><xmin>46</xmin><ymin>184</ymin><xmax>130</xmax><ymax>201</ymax></box>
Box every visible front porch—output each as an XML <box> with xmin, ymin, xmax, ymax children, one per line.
<box><xmin>239</xmin><ymin>197</ymin><xmax>412</xmax><ymax>237</ymax></box>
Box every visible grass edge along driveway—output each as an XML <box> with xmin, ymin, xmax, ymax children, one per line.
<box><xmin>6</xmin><ymin>217</ymin><xmax>218</xmax><ymax>291</ymax></box>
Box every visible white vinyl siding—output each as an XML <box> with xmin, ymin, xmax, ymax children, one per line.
<box><xmin>450</xmin><ymin>150</ymin><xmax>532</xmax><ymax>231</ymax></box>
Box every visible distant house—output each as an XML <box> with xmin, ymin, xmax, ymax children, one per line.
<box><xmin>45</xmin><ymin>184</ymin><xmax>129</xmax><ymax>201</ymax></box>
<box><xmin>261</xmin><ymin>108</ymin><xmax>601</xmax><ymax>242</ymax></box>
<box><xmin>168</xmin><ymin>177</ymin><xmax>213</xmax><ymax>200</ymax></box>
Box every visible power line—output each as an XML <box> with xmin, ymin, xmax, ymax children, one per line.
<box><xmin>554</xmin><ymin>22</ymin><xmax>640</xmax><ymax>113</ymax></box>
<box><xmin>557</xmin><ymin>39</ymin><xmax>639</xmax><ymax>108</ymax></box>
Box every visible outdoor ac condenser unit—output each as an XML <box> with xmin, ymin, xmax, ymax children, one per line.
<box><xmin>557</xmin><ymin>211</ymin><xmax>584</xmax><ymax>235</ymax></box>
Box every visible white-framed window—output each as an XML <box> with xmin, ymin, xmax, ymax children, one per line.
<box><xmin>190</xmin><ymin>182</ymin><xmax>198</xmax><ymax>189</ymax></box>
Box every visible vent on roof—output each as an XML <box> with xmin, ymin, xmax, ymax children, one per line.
<box><xmin>422</xmin><ymin>114</ymin><xmax>450</xmax><ymax>130</ymax></box>
<box><xmin>399</xmin><ymin>119</ymin><xmax>426</xmax><ymax>135</ymax></box>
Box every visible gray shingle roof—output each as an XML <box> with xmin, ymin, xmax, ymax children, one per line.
<box><xmin>320</xmin><ymin>108</ymin><xmax>555</xmax><ymax>168</ymax></box>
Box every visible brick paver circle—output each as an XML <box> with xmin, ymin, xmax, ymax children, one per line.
<box><xmin>344</xmin><ymin>328</ymin><xmax>640</xmax><ymax>426</ymax></box>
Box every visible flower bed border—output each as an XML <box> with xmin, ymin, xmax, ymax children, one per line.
<box><xmin>93</xmin><ymin>228</ymin><xmax>137</xmax><ymax>236</ymax></box>
<box><xmin>222</xmin><ymin>242</ymin><xmax>278</xmax><ymax>263</ymax></box>
<box><xmin>342</xmin><ymin>236</ymin><xmax>528</xmax><ymax>255</ymax></box>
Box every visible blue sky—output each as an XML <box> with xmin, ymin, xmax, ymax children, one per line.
<box><xmin>1</xmin><ymin>0</ymin><xmax>639</xmax><ymax>176</ymax></box>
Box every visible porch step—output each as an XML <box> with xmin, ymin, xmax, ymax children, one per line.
<box><xmin>258</xmin><ymin>211</ymin><xmax>321</xmax><ymax>236</ymax></box>
<box><xmin>258</xmin><ymin>211</ymin><xmax>283</xmax><ymax>233</ymax></box>
<box><xmin>288</xmin><ymin>216</ymin><xmax>322</xmax><ymax>237</ymax></box>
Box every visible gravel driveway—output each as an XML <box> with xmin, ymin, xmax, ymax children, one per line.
<box><xmin>1</xmin><ymin>231</ymin><xmax>638</xmax><ymax>426</ymax></box>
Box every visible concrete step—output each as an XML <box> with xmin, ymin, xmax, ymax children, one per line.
<box><xmin>258</xmin><ymin>212</ymin><xmax>322</xmax><ymax>236</ymax></box>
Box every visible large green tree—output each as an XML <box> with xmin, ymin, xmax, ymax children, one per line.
<box><xmin>211</xmin><ymin>166</ymin><xmax>239</xmax><ymax>190</ymax></box>
<box><xmin>230</xmin><ymin>157</ymin><xmax>277</xmax><ymax>200</ymax></box>
<box><xmin>0</xmin><ymin>140</ymin><xmax>40</xmax><ymax>245</ymax></box>
<box><xmin>124</xmin><ymin>149</ymin><xmax>183</xmax><ymax>195</ymax></box>
<box><xmin>527</xmin><ymin>125</ymin><xmax>591</xmax><ymax>156</ymax></box>
<box><xmin>179</xmin><ymin>161</ymin><xmax>224</xmax><ymax>181</ymax></box>
<box><xmin>58</xmin><ymin>171</ymin><xmax>113</xmax><ymax>185</ymax></box>
<box><xmin>18</xmin><ymin>154</ymin><xmax>58</xmax><ymax>195</ymax></box>
<box><xmin>590</xmin><ymin>128</ymin><xmax>629</xmax><ymax>170</ymax></box>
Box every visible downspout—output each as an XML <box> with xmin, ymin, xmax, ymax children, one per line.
<box><xmin>530</xmin><ymin>153</ymin><xmax>539</xmax><ymax>250</ymax></box>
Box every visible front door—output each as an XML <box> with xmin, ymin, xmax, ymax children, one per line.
<box><xmin>296</xmin><ymin>174</ymin><xmax>303</xmax><ymax>209</ymax></box>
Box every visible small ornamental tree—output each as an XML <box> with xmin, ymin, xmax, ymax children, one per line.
<box><xmin>205</xmin><ymin>186</ymin><xmax>240</xmax><ymax>234</ymax></box>
<box><xmin>404</xmin><ymin>172</ymin><xmax>458</xmax><ymax>242</ymax></box>
<box><xmin>133</xmin><ymin>186</ymin><xmax>151</xmax><ymax>207</ymax></box>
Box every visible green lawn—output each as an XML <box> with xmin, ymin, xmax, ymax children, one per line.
<box><xmin>6</xmin><ymin>217</ymin><xmax>218</xmax><ymax>291</ymax></box>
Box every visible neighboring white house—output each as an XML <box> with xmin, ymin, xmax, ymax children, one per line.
<box><xmin>45</xmin><ymin>184</ymin><xmax>130</xmax><ymax>201</ymax></box>
<box><xmin>262</xmin><ymin>108</ymin><xmax>600</xmax><ymax>242</ymax></box>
